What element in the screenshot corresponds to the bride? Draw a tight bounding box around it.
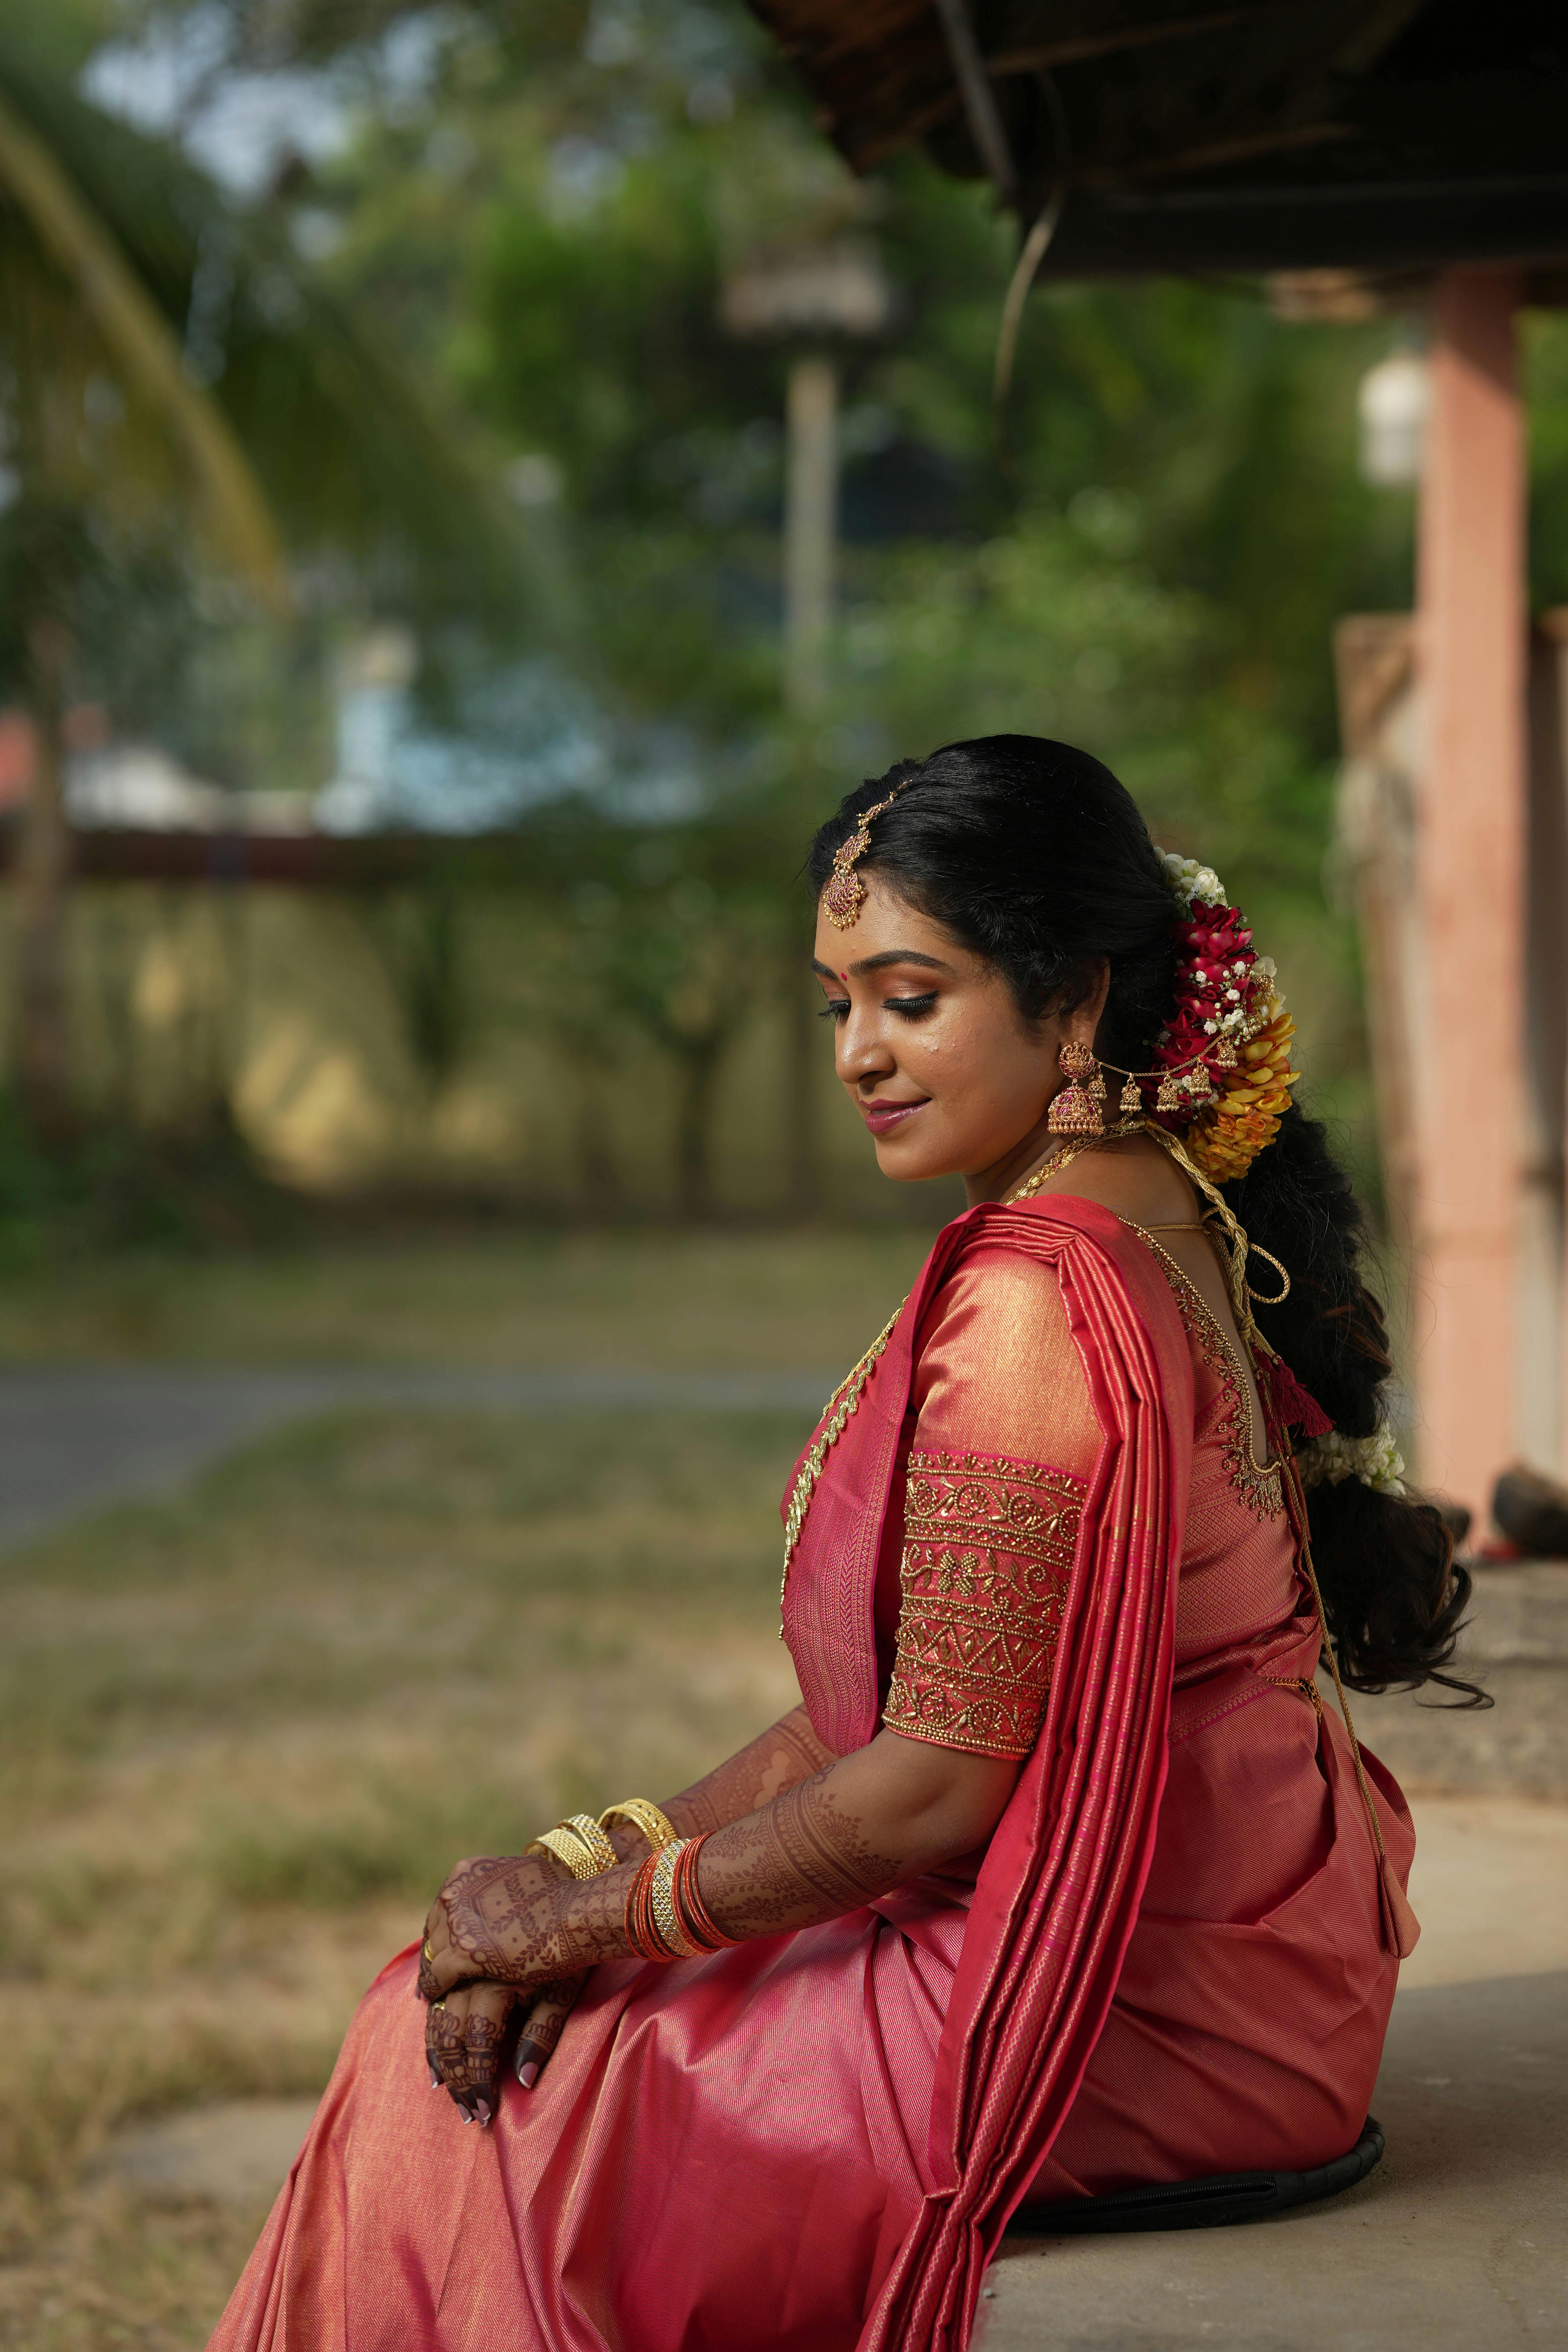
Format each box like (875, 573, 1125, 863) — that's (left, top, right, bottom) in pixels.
(209, 735, 1473, 2352)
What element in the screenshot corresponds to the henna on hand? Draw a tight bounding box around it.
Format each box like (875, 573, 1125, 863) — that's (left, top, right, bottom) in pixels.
(514, 1976, 586, 2087)
(424, 1851, 640, 1995)
(426, 1990, 469, 2090)
(425, 1979, 516, 2125)
(415, 1705, 1004, 2076)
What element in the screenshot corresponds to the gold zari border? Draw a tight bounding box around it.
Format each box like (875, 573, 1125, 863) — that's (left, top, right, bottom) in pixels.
(882, 1452, 1083, 1761)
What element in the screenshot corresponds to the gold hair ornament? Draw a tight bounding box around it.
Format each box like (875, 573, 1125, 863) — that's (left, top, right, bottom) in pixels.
(821, 780, 916, 930)
(1134, 1121, 1291, 1348)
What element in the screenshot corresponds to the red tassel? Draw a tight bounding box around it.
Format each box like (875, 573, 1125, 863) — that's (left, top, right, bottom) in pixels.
(1264, 1356, 1333, 1438)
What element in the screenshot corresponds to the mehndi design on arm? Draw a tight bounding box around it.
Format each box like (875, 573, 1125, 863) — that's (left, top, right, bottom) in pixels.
(664, 1706, 837, 1835)
(698, 1768, 901, 1936)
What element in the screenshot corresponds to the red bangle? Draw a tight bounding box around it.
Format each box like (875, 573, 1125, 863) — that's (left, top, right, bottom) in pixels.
(671, 1834, 744, 1953)
(624, 1853, 681, 1962)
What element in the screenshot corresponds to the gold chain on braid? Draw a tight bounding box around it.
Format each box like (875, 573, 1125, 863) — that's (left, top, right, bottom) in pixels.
(1132, 1118, 1291, 1355)
(1277, 1447, 1393, 1876)
(1134, 1120, 1400, 1898)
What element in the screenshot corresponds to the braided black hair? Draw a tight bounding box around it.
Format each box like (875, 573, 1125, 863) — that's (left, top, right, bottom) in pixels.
(807, 733, 1481, 1701)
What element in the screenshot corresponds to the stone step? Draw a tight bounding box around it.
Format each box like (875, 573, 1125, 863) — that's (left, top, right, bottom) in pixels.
(1328, 1563, 1568, 1794)
(983, 1795, 1568, 2349)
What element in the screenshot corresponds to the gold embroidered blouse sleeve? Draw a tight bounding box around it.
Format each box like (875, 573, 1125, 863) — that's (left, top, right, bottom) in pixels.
(882, 1252, 1097, 1762)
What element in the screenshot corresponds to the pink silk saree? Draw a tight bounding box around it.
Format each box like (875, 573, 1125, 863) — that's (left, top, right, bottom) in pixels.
(208, 1198, 1412, 2352)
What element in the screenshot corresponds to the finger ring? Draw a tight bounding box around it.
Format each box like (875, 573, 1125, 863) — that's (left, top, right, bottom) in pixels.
(423, 1940, 435, 1963)
(431, 1998, 445, 2012)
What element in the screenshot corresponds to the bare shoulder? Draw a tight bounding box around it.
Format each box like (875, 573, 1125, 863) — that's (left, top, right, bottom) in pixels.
(1032, 1133, 1198, 1228)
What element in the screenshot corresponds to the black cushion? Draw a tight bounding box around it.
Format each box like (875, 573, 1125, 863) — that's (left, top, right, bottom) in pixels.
(1005, 2117, 1384, 2236)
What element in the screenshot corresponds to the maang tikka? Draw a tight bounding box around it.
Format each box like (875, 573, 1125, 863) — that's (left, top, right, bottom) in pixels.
(1047, 1041, 1104, 1136)
(821, 780, 916, 931)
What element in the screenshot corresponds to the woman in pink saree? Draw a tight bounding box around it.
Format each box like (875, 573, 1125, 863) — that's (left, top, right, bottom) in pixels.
(210, 738, 1475, 2352)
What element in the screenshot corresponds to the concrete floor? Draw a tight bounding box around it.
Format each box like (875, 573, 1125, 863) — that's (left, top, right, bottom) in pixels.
(982, 1796, 1568, 2350)
(1344, 1566, 1568, 1796)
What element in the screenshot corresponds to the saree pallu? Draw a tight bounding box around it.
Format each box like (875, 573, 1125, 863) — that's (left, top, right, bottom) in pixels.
(785, 1198, 1193, 2349)
(208, 1199, 1412, 2352)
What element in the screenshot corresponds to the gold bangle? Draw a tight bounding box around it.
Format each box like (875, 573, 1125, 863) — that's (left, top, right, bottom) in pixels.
(649, 1839, 698, 1957)
(599, 1799, 679, 1854)
(527, 1829, 598, 1880)
(527, 1813, 618, 1880)
(557, 1813, 620, 1872)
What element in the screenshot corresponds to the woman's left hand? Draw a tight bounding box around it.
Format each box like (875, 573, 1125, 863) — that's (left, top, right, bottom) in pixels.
(418, 1852, 568, 2002)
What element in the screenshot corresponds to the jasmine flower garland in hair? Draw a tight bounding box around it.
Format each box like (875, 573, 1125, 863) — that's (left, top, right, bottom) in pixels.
(1297, 1426, 1408, 1500)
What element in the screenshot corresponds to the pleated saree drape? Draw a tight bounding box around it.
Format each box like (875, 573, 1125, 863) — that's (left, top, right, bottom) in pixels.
(783, 1198, 1192, 2352)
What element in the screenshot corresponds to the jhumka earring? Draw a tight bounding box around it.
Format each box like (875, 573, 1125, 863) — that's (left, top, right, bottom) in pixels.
(1048, 1041, 1104, 1136)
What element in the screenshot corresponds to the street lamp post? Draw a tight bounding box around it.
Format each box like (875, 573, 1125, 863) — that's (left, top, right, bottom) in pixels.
(724, 243, 893, 1214)
(721, 238, 893, 1216)
(782, 354, 838, 714)
(721, 239, 891, 714)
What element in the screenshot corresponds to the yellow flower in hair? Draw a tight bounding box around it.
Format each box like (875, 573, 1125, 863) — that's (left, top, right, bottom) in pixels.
(1185, 997, 1298, 1182)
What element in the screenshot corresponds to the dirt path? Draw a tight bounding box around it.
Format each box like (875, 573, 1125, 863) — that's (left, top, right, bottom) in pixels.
(0, 1363, 835, 1549)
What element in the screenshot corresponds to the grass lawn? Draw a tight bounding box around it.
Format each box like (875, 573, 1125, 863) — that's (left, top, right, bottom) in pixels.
(0, 1228, 937, 1370)
(0, 1401, 812, 2350)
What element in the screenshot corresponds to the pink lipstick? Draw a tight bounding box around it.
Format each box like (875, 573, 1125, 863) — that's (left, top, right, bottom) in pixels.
(861, 1098, 929, 1136)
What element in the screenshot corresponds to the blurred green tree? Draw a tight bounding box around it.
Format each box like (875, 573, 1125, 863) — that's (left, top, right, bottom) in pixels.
(218, 0, 1415, 1197)
(0, 4, 529, 1134)
(522, 805, 791, 1220)
(49, 0, 1558, 1217)
(275, 3, 1415, 786)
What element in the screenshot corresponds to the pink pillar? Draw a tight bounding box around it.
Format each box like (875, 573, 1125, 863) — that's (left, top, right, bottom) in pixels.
(1412, 267, 1526, 1524)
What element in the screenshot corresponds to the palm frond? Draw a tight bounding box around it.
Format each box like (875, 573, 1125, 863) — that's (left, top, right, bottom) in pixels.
(0, 21, 539, 627)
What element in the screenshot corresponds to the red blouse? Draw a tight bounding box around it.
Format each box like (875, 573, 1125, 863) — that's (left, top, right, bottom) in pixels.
(881, 1231, 1293, 1762)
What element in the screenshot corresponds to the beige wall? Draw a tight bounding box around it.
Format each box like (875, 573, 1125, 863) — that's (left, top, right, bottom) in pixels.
(2, 882, 946, 1224)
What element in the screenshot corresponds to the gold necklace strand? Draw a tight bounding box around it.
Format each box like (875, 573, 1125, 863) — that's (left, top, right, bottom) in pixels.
(780, 1127, 1134, 1635)
(779, 1300, 905, 1629)
(1005, 1122, 1140, 1205)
